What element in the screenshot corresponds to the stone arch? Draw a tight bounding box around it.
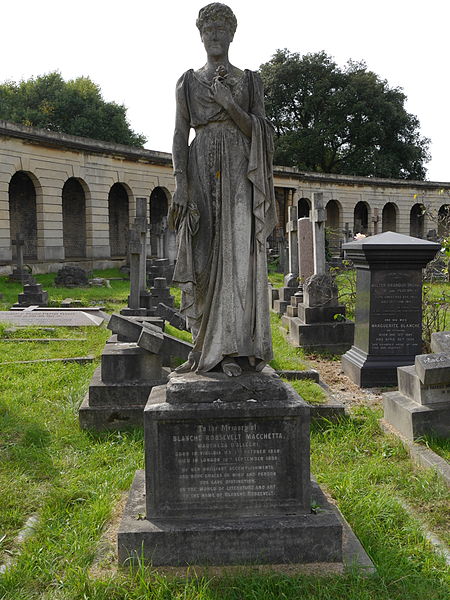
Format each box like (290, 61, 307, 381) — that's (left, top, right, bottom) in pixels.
(108, 182, 130, 256)
(150, 186, 170, 258)
(354, 201, 370, 235)
(297, 198, 311, 218)
(410, 203, 425, 238)
(9, 171, 39, 259)
(326, 199, 341, 255)
(62, 177, 87, 258)
(382, 202, 398, 232)
(438, 204, 450, 238)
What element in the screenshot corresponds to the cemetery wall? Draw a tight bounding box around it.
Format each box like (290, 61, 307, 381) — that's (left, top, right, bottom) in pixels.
(0, 120, 449, 273)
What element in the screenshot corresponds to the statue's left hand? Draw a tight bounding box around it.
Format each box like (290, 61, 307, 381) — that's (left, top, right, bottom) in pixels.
(212, 79, 234, 111)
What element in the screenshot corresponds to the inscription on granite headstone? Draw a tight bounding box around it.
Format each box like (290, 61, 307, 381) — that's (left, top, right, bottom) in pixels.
(150, 415, 302, 516)
(370, 270, 422, 355)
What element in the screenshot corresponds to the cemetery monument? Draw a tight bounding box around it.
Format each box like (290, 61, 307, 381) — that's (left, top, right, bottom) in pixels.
(116, 3, 373, 570)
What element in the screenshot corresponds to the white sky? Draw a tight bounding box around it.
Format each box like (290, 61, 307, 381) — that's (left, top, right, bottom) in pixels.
(0, 0, 448, 182)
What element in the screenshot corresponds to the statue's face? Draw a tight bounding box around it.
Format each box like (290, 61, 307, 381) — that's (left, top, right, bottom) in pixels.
(200, 20, 233, 56)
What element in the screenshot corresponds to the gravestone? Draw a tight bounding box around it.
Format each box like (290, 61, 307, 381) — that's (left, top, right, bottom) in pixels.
(284, 206, 299, 287)
(79, 313, 179, 430)
(341, 232, 440, 387)
(16, 282, 48, 307)
(371, 208, 380, 236)
(121, 226, 147, 317)
(139, 277, 174, 316)
(146, 257, 174, 287)
(118, 370, 347, 566)
(283, 193, 354, 353)
(273, 209, 301, 315)
(383, 352, 450, 439)
(298, 217, 314, 283)
(0, 310, 104, 327)
(430, 331, 450, 354)
(8, 233, 35, 285)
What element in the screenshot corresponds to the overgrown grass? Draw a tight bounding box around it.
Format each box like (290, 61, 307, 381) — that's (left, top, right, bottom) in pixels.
(0, 271, 449, 600)
(283, 378, 328, 404)
(419, 435, 450, 462)
(269, 312, 308, 371)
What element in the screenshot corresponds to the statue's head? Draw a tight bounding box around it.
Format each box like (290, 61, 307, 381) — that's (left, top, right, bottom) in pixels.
(196, 3, 237, 39)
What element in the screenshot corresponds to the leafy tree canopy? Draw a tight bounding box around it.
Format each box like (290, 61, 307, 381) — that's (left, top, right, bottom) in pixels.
(0, 71, 146, 147)
(259, 50, 430, 180)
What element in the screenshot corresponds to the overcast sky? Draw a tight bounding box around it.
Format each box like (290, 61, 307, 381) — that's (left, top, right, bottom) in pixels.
(1, 0, 448, 182)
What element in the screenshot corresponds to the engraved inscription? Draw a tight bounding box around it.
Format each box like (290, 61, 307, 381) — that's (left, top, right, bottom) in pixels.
(164, 420, 289, 503)
(369, 271, 422, 354)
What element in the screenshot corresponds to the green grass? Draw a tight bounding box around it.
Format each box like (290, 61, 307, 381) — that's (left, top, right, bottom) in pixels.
(418, 435, 450, 462)
(269, 313, 308, 371)
(284, 379, 328, 404)
(0, 270, 449, 600)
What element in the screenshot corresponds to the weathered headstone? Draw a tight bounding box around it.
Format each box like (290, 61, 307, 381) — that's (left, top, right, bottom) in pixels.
(430, 331, 450, 354)
(371, 208, 380, 236)
(298, 217, 314, 283)
(121, 227, 147, 317)
(16, 283, 48, 307)
(0, 310, 104, 327)
(383, 352, 450, 439)
(9, 233, 34, 285)
(283, 193, 354, 353)
(284, 205, 299, 287)
(341, 232, 440, 387)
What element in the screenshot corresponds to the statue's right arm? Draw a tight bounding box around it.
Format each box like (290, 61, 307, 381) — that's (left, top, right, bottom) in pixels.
(169, 75, 191, 230)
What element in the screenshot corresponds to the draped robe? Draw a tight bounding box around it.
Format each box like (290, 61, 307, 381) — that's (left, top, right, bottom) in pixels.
(172, 68, 276, 372)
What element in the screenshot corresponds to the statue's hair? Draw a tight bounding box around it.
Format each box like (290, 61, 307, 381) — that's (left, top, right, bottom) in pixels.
(196, 3, 237, 36)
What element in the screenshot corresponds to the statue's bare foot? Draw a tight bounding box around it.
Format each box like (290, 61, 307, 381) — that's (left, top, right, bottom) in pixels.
(249, 356, 266, 372)
(173, 352, 198, 375)
(221, 357, 242, 377)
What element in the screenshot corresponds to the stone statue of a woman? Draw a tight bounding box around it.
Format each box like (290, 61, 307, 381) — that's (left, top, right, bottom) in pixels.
(169, 2, 276, 377)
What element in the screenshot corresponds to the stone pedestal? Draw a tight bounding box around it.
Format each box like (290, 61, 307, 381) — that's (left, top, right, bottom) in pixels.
(79, 340, 169, 430)
(284, 273, 354, 354)
(146, 257, 174, 286)
(383, 352, 450, 439)
(16, 283, 48, 307)
(342, 232, 440, 387)
(118, 370, 346, 567)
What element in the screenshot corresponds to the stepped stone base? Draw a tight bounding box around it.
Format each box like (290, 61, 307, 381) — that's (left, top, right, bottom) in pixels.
(118, 471, 344, 567)
(342, 346, 415, 388)
(286, 317, 354, 354)
(383, 391, 450, 440)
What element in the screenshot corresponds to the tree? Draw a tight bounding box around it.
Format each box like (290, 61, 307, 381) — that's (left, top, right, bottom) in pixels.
(259, 50, 430, 180)
(0, 72, 146, 147)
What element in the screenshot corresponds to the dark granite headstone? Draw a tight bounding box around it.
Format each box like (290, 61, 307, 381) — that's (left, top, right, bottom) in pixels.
(118, 371, 346, 566)
(342, 232, 440, 387)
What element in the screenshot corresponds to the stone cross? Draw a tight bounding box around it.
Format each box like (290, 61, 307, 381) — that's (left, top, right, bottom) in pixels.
(128, 227, 142, 310)
(284, 205, 299, 287)
(372, 208, 379, 235)
(12, 232, 25, 269)
(135, 197, 148, 293)
(343, 222, 352, 243)
(311, 192, 326, 275)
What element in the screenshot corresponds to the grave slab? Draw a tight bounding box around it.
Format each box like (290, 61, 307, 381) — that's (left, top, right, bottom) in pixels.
(0, 311, 104, 327)
(383, 391, 450, 439)
(430, 331, 450, 354)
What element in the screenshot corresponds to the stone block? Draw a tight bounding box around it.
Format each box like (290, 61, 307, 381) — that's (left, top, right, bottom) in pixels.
(297, 304, 346, 324)
(101, 342, 163, 383)
(415, 353, 450, 385)
(303, 274, 338, 308)
(144, 379, 311, 520)
(273, 299, 289, 316)
(159, 332, 192, 367)
(398, 365, 450, 406)
(118, 471, 343, 567)
(108, 314, 144, 341)
(155, 302, 187, 331)
(288, 317, 354, 354)
(430, 331, 450, 354)
(87, 366, 169, 407)
(342, 346, 413, 388)
(278, 287, 298, 303)
(383, 391, 450, 440)
(137, 326, 164, 354)
(79, 394, 145, 431)
(286, 305, 298, 317)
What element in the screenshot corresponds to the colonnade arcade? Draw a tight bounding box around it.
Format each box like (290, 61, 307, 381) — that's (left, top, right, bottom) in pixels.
(6, 169, 172, 262)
